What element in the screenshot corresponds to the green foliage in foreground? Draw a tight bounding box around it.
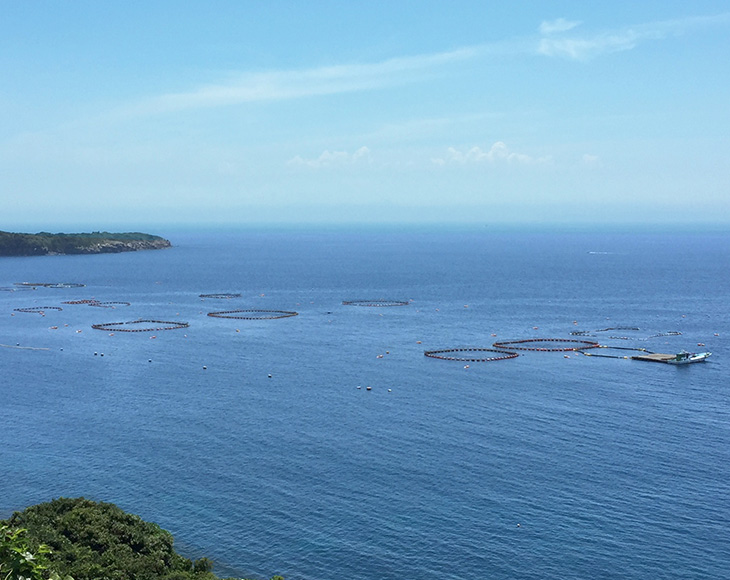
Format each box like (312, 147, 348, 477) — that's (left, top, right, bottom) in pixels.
(1, 498, 279, 580)
(0, 524, 71, 580)
(0, 231, 169, 256)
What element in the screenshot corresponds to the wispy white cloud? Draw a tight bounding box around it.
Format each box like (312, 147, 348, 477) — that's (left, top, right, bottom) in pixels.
(106, 12, 730, 119)
(129, 49, 476, 116)
(538, 12, 730, 60)
(539, 18, 581, 35)
(288, 146, 371, 168)
(432, 142, 550, 166)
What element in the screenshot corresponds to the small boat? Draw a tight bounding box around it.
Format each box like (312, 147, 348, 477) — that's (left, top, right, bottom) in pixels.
(665, 351, 712, 365)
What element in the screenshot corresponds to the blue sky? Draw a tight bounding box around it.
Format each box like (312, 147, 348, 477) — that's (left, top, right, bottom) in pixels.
(2, 1, 729, 229)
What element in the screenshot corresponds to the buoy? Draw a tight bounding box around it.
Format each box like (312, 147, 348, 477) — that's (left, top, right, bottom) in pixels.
(388, 389, 392, 392)
(698, 343, 705, 347)
(357, 386, 361, 389)
(203, 366, 207, 370)
(416, 340, 422, 344)
(464, 365, 470, 369)
(94, 352, 98, 356)
(366, 386, 372, 391)
(148, 359, 152, 363)
(268, 374, 272, 378)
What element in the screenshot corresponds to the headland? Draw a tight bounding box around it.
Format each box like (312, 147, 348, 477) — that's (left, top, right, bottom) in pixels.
(0, 230, 171, 256)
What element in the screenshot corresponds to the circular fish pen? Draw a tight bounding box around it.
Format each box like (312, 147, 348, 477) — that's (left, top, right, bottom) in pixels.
(342, 299, 409, 307)
(424, 347, 519, 362)
(91, 319, 189, 332)
(207, 309, 298, 320)
(199, 293, 242, 299)
(13, 306, 63, 314)
(492, 338, 600, 352)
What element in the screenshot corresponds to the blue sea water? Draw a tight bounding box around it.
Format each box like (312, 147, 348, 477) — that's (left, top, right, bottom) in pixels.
(1, 229, 729, 580)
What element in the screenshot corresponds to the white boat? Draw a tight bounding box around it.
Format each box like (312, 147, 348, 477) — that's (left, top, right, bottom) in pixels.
(665, 351, 712, 365)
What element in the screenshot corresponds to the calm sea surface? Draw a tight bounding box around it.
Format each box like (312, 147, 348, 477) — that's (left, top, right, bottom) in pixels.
(1, 230, 729, 580)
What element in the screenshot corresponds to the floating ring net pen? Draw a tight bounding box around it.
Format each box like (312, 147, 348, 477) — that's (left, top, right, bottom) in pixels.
(572, 328, 681, 341)
(207, 309, 298, 320)
(14, 306, 63, 314)
(642, 331, 682, 339)
(92, 319, 189, 332)
(492, 338, 600, 352)
(15, 282, 85, 288)
(424, 347, 519, 362)
(63, 300, 131, 308)
(579, 346, 653, 359)
(572, 327, 640, 336)
(199, 293, 242, 299)
(342, 299, 409, 307)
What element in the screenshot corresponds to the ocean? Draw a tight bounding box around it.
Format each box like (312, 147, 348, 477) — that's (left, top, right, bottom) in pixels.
(1, 229, 729, 580)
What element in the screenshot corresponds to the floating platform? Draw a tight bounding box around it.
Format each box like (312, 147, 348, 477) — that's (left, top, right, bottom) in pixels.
(631, 353, 677, 363)
(631, 351, 711, 365)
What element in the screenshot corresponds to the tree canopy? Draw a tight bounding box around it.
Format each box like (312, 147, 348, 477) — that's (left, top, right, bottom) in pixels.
(1, 498, 279, 580)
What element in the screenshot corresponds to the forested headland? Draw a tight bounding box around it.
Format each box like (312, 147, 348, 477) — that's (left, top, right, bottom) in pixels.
(1, 498, 279, 580)
(0, 231, 171, 256)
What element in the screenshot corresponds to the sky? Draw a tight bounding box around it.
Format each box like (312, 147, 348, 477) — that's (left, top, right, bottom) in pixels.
(2, 1, 729, 230)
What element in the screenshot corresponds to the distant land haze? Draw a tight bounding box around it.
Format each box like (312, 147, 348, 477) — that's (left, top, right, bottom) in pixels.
(0, 230, 171, 256)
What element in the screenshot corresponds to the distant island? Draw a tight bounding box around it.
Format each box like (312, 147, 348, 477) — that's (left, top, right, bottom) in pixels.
(0, 231, 171, 256)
